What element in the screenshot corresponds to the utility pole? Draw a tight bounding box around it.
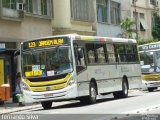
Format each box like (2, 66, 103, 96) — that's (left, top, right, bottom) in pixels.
(133, 0, 138, 40)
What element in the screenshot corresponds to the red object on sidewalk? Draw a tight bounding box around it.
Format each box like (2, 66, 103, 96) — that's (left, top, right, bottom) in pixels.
(0, 84, 10, 101)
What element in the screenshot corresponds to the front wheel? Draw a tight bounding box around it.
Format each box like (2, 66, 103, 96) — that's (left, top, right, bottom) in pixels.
(88, 82, 97, 104)
(41, 101, 52, 110)
(79, 82, 97, 104)
(148, 87, 157, 92)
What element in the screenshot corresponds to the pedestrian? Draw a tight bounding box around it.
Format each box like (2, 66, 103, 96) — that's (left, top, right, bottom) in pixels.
(15, 72, 25, 106)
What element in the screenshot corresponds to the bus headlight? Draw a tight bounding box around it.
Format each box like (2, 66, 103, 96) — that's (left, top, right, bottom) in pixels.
(68, 77, 76, 86)
(22, 82, 30, 91)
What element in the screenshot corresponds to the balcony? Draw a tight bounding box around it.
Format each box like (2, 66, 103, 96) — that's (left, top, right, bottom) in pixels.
(0, 6, 24, 21)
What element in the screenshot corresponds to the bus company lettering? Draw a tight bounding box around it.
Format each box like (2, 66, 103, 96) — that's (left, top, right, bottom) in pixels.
(39, 39, 64, 47)
(141, 44, 160, 50)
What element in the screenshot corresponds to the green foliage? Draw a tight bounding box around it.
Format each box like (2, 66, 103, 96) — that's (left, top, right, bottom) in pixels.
(120, 17, 135, 38)
(137, 38, 159, 45)
(152, 15, 160, 39)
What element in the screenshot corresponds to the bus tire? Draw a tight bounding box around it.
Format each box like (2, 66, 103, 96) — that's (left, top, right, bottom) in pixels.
(88, 82, 97, 104)
(113, 79, 128, 99)
(148, 87, 157, 92)
(41, 101, 52, 110)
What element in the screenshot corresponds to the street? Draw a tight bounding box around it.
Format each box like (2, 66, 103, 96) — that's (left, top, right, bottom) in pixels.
(9, 89, 160, 120)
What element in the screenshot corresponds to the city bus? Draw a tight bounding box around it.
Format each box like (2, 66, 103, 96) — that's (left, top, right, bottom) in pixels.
(139, 42, 160, 92)
(20, 34, 141, 109)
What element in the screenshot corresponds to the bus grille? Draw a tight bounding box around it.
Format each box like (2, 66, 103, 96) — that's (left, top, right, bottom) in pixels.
(25, 74, 71, 92)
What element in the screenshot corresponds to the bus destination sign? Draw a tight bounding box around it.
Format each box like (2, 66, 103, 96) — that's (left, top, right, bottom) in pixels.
(23, 37, 69, 50)
(139, 43, 160, 51)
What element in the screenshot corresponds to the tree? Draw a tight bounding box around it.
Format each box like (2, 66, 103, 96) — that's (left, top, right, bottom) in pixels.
(152, 15, 160, 40)
(120, 17, 135, 38)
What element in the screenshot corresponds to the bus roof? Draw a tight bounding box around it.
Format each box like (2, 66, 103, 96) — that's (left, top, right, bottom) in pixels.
(23, 34, 137, 44)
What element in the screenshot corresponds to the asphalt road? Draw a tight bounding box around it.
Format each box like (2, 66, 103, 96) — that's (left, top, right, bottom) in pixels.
(7, 89, 160, 120)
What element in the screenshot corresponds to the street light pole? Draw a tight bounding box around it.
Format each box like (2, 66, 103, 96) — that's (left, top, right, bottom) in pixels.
(134, 0, 138, 40)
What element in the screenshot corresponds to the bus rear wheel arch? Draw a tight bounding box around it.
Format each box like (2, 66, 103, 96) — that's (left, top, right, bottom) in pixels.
(113, 77, 129, 99)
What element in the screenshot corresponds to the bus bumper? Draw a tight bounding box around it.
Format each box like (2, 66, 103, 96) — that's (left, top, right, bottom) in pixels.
(142, 80, 160, 89)
(23, 84, 78, 103)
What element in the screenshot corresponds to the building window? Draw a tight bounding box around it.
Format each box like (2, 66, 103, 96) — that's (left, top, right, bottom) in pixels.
(97, 0, 108, 23)
(139, 13, 148, 31)
(2, 0, 23, 10)
(71, 0, 95, 22)
(110, 1, 120, 25)
(150, 0, 157, 5)
(26, 0, 33, 13)
(28, 0, 52, 17)
(41, 0, 47, 15)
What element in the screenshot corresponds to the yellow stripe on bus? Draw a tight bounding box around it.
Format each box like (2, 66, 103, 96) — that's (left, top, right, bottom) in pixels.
(142, 74, 160, 81)
(26, 74, 71, 86)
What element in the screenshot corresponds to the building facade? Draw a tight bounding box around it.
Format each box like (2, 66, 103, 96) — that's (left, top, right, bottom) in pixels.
(0, 0, 52, 100)
(52, 0, 96, 36)
(96, 0, 159, 39)
(96, 0, 122, 37)
(121, 0, 159, 39)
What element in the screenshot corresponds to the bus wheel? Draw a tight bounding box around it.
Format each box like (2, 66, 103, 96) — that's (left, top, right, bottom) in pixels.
(148, 87, 157, 92)
(113, 80, 128, 99)
(88, 82, 97, 104)
(41, 101, 52, 110)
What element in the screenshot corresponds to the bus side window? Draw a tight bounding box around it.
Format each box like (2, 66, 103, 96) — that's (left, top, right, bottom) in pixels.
(106, 44, 116, 63)
(74, 47, 86, 73)
(86, 43, 96, 63)
(115, 44, 126, 62)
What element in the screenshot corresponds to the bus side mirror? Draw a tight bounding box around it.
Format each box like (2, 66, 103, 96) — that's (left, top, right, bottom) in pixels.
(78, 48, 83, 59)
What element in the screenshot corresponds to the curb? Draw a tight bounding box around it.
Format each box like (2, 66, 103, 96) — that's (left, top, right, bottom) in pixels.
(0, 104, 41, 114)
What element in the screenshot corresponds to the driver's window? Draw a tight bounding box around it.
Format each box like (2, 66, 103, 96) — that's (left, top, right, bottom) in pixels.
(74, 47, 86, 73)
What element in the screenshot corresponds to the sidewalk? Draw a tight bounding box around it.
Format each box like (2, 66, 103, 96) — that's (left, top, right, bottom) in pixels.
(0, 98, 41, 114)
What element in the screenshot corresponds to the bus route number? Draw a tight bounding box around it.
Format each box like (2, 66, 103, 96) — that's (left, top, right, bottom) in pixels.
(28, 42, 36, 48)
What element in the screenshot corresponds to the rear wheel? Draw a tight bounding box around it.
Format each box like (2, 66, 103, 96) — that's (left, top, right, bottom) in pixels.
(113, 80, 128, 99)
(41, 101, 52, 110)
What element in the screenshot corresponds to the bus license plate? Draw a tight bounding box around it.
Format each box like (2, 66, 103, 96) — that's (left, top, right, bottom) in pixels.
(44, 93, 53, 97)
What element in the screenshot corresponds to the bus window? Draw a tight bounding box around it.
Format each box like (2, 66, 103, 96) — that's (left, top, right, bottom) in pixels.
(95, 44, 106, 63)
(115, 44, 126, 62)
(126, 44, 137, 62)
(86, 43, 96, 64)
(106, 44, 116, 63)
(74, 47, 86, 73)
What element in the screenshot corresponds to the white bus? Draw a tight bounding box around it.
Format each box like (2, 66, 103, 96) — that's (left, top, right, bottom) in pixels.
(139, 42, 160, 92)
(21, 34, 141, 109)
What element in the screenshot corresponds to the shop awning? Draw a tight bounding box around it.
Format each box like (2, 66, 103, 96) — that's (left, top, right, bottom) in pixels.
(140, 19, 149, 30)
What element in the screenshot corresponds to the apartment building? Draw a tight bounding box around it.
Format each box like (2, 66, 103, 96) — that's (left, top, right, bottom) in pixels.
(52, 0, 96, 36)
(0, 0, 52, 99)
(121, 0, 159, 39)
(96, 0, 121, 37)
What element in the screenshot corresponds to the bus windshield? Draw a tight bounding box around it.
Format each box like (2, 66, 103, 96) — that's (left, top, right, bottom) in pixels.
(140, 50, 160, 73)
(22, 46, 73, 77)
